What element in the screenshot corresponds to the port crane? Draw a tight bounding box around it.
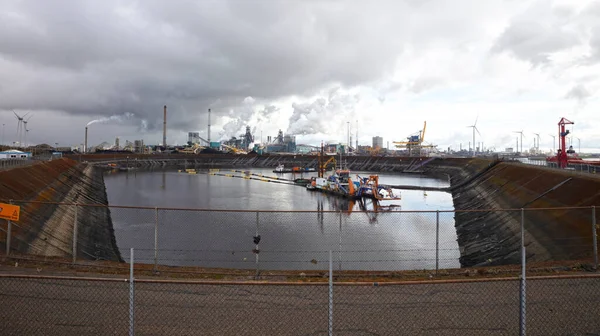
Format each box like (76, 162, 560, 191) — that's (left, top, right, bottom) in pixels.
(545, 117, 600, 169)
(547, 117, 576, 168)
(393, 121, 437, 156)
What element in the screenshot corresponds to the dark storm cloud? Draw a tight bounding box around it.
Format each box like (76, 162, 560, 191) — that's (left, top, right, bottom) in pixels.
(0, 0, 405, 130)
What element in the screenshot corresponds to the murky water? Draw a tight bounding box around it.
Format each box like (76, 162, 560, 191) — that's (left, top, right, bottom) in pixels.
(104, 168, 460, 271)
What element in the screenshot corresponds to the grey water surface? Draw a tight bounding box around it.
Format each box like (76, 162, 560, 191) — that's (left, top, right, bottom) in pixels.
(104, 168, 460, 271)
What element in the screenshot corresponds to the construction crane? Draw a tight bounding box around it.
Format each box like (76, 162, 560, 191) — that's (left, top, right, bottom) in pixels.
(320, 156, 336, 172)
(393, 121, 436, 156)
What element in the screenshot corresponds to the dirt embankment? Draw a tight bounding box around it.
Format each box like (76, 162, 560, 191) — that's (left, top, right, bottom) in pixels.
(0, 159, 122, 262)
(430, 161, 600, 267)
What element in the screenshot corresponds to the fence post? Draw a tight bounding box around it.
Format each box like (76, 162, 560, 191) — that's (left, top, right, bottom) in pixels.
(5, 219, 10, 257)
(328, 250, 333, 336)
(593, 206, 598, 271)
(154, 207, 158, 273)
(129, 248, 135, 336)
(519, 208, 526, 336)
(436, 210, 440, 275)
(6, 200, 13, 257)
(255, 211, 260, 279)
(338, 211, 342, 272)
(72, 203, 78, 263)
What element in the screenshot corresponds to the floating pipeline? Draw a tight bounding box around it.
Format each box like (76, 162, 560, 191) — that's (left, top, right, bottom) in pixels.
(179, 168, 312, 186)
(0, 159, 122, 262)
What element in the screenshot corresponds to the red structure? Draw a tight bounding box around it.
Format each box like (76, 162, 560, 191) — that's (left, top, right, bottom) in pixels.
(547, 117, 600, 168)
(557, 117, 574, 168)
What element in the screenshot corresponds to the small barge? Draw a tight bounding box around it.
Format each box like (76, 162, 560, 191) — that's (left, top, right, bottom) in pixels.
(273, 164, 316, 173)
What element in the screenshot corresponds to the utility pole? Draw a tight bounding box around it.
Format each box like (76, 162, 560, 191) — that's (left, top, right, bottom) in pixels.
(346, 121, 350, 153)
(549, 134, 556, 153)
(355, 120, 358, 150)
(1, 123, 4, 146)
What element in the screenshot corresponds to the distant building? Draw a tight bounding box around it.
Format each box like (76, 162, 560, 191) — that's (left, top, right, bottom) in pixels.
(188, 132, 200, 144)
(372, 136, 383, 149)
(295, 145, 314, 154)
(0, 149, 31, 159)
(505, 148, 514, 153)
(134, 140, 145, 153)
(115, 137, 120, 150)
(265, 130, 296, 153)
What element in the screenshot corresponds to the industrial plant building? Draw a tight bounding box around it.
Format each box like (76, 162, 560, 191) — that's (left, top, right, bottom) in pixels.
(265, 130, 296, 153)
(188, 132, 201, 144)
(372, 136, 383, 149)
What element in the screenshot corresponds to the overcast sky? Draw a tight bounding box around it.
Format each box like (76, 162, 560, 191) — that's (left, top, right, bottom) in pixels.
(1, 0, 599, 152)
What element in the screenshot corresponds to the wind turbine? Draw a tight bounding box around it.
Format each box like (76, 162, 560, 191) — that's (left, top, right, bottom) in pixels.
(467, 116, 481, 157)
(23, 114, 33, 149)
(13, 110, 30, 148)
(513, 130, 524, 154)
(575, 137, 581, 154)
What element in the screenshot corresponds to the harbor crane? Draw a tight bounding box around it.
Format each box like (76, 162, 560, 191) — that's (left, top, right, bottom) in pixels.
(393, 121, 436, 156)
(545, 117, 599, 169)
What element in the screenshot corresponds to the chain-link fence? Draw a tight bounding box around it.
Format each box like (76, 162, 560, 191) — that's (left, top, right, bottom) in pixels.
(1, 271, 599, 335)
(1, 202, 598, 274)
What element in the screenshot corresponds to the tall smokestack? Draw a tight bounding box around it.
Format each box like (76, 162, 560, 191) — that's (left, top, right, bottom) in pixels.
(356, 120, 358, 150)
(208, 108, 211, 144)
(84, 127, 88, 154)
(163, 105, 167, 149)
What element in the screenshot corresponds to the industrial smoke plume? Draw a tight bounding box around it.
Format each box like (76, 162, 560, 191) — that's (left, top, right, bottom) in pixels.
(217, 88, 362, 144)
(86, 112, 135, 127)
(286, 88, 360, 137)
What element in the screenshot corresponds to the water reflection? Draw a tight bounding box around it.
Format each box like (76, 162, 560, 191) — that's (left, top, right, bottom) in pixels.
(105, 168, 459, 271)
(313, 191, 402, 225)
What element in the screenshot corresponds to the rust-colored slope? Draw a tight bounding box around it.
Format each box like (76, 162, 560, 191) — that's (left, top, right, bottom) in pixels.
(0, 159, 80, 201)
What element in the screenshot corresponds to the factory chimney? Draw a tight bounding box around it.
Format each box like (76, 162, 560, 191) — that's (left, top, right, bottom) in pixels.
(356, 120, 358, 151)
(163, 105, 167, 149)
(208, 108, 211, 143)
(84, 127, 88, 154)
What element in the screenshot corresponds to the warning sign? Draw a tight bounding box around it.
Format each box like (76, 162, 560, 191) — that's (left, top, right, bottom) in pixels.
(0, 203, 20, 222)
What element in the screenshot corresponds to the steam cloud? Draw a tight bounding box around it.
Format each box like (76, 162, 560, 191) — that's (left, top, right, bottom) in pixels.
(287, 87, 360, 137)
(86, 112, 135, 127)
(219, 97, 280, 140)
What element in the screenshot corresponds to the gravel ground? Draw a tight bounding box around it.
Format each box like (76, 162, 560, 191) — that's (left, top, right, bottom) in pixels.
(0, 276, 599, 335)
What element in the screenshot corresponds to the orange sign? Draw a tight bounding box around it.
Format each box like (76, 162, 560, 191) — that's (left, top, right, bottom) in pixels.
(0, 203, 20, 222)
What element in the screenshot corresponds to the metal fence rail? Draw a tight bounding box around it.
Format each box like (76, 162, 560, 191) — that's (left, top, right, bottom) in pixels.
(519, 158, 599, 174)
(1, 202, 598, 274)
